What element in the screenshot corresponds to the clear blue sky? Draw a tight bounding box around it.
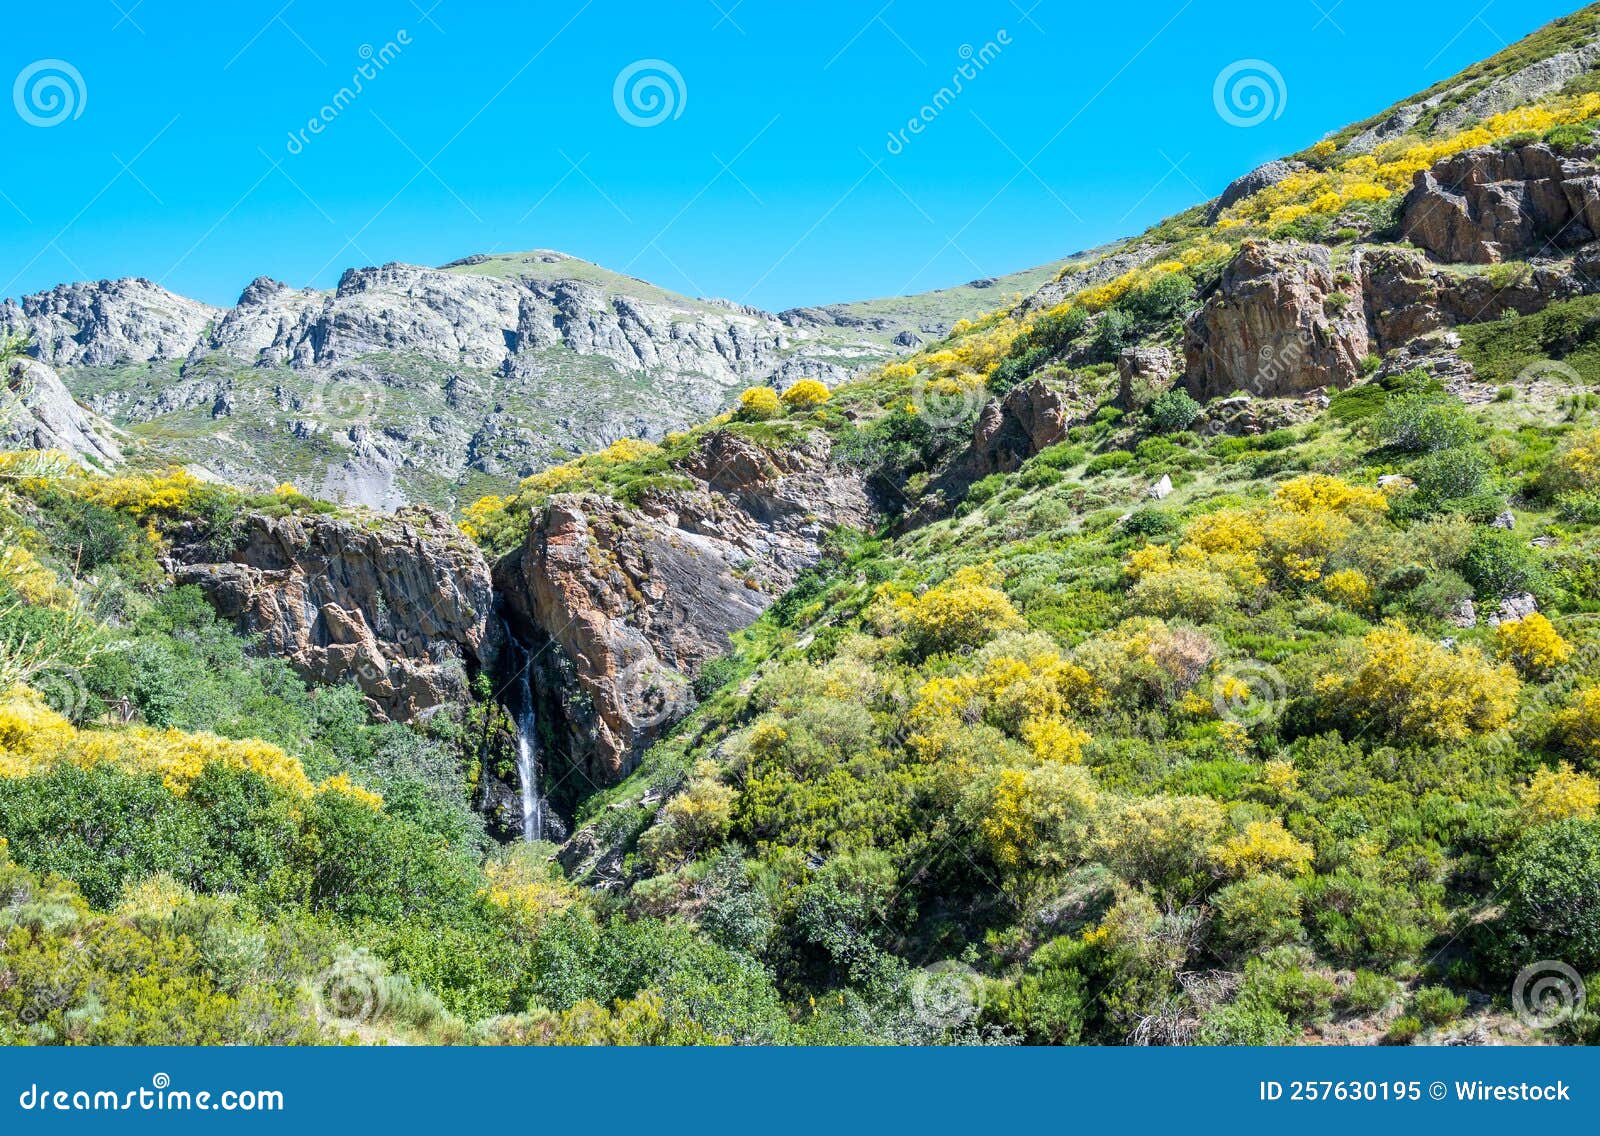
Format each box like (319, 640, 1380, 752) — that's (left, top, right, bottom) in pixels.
(0, 0, 1584, 310)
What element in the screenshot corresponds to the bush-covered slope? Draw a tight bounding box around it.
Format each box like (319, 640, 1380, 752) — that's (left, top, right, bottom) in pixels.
(8, 4, 1600, 1046)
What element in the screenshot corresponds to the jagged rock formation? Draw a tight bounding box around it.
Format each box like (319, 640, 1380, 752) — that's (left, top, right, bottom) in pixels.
(2, 357, 122, 468)
(495, 428, 873, 784)
(168, 506, 498, 720)
(966, 380, 1071, 478)
(1401, 142, 1600, 263)
(1, 250, 1076, 511)
(3, 278, 220, 367)
(1183, 241, 1372, 401)
(1181, 230, 1599, 403)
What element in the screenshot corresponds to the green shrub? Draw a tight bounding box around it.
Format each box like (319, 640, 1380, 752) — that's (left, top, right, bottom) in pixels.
(1342, 969, 1400, 1015)
(1145, 389, 1202, 434)
(1410, 984, 1467, 1026)
(1383, 1015, 1422, 1045)
(1375, 393, 1476, 453)
(1212, 875, 1304, 958)
(1497, 818, 1600, 972)
(1461, 528, 1540, 599)
(1085, 450, 1135, 476)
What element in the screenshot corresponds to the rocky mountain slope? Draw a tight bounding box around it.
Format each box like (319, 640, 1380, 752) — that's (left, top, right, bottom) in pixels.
(0, 249, 1081, 512)
(8, 4, 1600, 1048)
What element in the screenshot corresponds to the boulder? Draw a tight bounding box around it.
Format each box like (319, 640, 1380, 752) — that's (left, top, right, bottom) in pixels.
(966, 380, 1072, 478)
(1116, 347, 1177, 411)
(1182, 241, 1371, 402)
(1401, 142, 1600, 263)
(1206, 160, 1302, 223)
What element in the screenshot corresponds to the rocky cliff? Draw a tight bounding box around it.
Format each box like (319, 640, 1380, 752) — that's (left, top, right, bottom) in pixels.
(495, 427, 873, 785)
(168, 505, 499, 720)
(2, 356, 122, 468)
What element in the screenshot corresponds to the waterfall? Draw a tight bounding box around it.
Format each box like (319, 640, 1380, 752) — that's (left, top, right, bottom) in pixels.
(515, 665, 543, 843)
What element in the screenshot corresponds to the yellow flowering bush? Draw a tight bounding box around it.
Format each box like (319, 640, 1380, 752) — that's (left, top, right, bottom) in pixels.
(1495, 613, 1573, 676)
(76, 467, 200, 517)
(737, 386, 782, 421)
(1321, 568, 1373, 610)
(910, 644, 1096, 765)
(596, 438, 659, 464)
(1518, 763, 1600, 826)
(1327, 621, 1519, 743)
(0, 685, 379, 806)
(1545, 428, 1600, 494)
(1219, 92, 1600, 229)
(1215, 819, 1314, 878)
(0, 546, 64, 605)
(780, 380, 831, 409)
(979, 762, 1098, 873)
(1556, 685, 1600, 766)
(483, 852, 581, 937)
(880, 564, 1025, 657)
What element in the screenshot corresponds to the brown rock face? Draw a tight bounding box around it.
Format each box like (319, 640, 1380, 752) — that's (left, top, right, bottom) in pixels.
(1401, 142, 1600, 264)
(1183, 241, 1371, 402)
(495, 428, 873, 783)
(967, 380, 1071, 477)
(171, 506, 497, 719)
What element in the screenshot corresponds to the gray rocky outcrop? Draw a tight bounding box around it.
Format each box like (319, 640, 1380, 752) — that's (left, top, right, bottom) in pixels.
(2, 357, 122, 467)
(1401, 142, 1600, 263)
(1117, 346, 1177, 411)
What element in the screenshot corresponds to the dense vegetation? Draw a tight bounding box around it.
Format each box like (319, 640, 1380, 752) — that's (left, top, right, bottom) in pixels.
(6, 9, 1600, 1045)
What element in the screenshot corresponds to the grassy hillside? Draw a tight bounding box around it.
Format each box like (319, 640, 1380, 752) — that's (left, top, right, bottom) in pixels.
(5, 4, 1600, 1046)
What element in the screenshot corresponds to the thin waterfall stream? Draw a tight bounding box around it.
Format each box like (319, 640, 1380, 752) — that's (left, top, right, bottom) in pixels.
(515, 665, 543, 843)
